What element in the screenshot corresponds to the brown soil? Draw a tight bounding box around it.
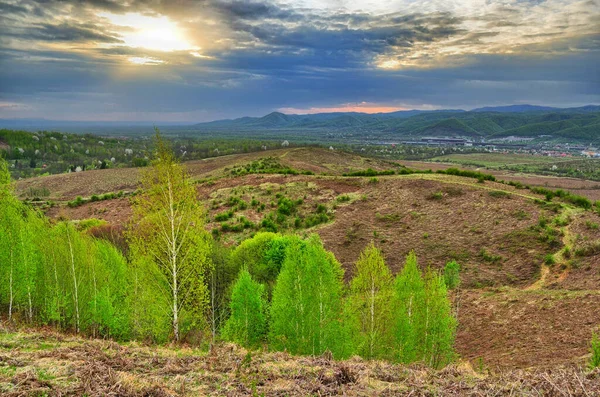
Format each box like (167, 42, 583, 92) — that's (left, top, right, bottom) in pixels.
(45, 197, 133, 226)
(1, 328, 598, 396)
(457, 289, 600, 369)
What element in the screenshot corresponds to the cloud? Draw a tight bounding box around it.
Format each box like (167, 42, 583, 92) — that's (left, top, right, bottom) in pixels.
(0, 0, 598, 121)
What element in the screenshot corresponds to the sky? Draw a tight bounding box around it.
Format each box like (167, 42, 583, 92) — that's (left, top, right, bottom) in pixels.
(0, 0, 599, 122)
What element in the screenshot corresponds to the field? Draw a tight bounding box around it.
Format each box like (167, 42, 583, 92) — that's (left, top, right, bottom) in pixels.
(6, 147, 600, 391)
(429, 152, 600, 184)
(1, 328, 599, 396)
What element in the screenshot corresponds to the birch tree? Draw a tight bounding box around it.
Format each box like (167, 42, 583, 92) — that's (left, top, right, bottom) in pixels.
(345, 242, 394, 359)
(222, 268, 266, 348)
(269, 235, 347, 358)
(0, 157, 21, 321)
(128, 129, 211, 342)
(422, 268, 456, 368)
(393, 251, 426, 363)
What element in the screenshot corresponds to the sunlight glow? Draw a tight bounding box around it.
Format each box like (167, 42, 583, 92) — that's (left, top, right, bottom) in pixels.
(128, 56, 165, 65)
(99, 12, 199, 53)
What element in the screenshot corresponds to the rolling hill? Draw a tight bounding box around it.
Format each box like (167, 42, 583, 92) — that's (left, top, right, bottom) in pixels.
(190, 105, 600, 143)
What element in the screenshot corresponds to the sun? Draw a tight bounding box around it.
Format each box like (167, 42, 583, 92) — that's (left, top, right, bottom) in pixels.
(99, 12, 199, 53)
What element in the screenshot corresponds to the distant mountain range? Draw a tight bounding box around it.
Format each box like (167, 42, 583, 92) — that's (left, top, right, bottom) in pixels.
(2, 105, 599, 143)
(190, 105, 600, 143)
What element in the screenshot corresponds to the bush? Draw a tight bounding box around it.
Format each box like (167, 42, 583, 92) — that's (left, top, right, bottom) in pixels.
(444, 260, 461, 290)
(488, 190, 510, 199)
(428, 192, 443, 200)
(214, 210, 234, 222)
(344, 168, 395, 177)
(336, 195, 351, 203)
(316, 204, 327, 214)
(440, 168, 495, 182)
(479, 248, 502, 263)
(544, 254, 556, 266)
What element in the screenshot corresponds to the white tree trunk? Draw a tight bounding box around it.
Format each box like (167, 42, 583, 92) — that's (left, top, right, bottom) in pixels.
(66, 228, 80, 334)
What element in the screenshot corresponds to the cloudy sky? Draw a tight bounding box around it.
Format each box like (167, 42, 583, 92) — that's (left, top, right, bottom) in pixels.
(0, 0, 599, 122)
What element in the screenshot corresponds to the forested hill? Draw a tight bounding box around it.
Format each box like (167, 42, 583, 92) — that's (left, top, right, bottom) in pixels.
(192, 105, 600, 143)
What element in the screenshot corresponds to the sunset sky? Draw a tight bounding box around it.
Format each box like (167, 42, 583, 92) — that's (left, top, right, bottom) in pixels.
(0, 0, 599, 122)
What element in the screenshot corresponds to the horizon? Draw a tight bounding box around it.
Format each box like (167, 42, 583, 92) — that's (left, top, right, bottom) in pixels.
(1, 103, 599, 126)
(1, 0, 599, 122)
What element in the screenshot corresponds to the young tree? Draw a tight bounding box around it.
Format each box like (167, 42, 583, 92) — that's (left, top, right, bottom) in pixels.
(590, 330, 600, 370)
(393, 251, 426, 363)
(345, 242, 394, 359)
(422, 268, 457, 368)
(0, 194, 21, 321)
(269, 235, 347, 358)
(221, 268, 266, 348)
(205, 242, 235, 343)
(128, 129, 211, 341)
(443, 260, 461, 290)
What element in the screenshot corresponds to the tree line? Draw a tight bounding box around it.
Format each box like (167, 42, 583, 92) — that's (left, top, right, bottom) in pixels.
(0, 131, 457, 368)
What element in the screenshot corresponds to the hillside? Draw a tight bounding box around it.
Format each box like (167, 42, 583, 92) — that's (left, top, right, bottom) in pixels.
(13, 147, 600, 370)
(1, 329, 598, 396)
(189, 106, 600, 143)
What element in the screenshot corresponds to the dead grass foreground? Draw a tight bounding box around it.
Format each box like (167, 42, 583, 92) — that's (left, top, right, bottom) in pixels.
(1, 328, 599, 396)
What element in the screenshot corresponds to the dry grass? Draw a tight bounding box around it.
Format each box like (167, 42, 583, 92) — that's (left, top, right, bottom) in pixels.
(1, 328, 599, 396)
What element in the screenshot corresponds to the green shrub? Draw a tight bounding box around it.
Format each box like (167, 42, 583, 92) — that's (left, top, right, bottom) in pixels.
(444, 260, 461, 290)
(316, 204, 327, 214)
(488, 190, 510, 199)
(344, 168, 395, 177)
(544, 254, 556, 266)
(479, 248, 502, 263)
(214, 210, 234, 222)
(429, 192, 443, 200)
(336, 195, 351, 203)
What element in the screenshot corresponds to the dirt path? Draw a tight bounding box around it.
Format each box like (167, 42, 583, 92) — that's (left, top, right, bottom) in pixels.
(525, 207, 582, 290)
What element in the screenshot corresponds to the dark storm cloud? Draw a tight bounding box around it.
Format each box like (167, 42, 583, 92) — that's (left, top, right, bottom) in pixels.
(0, 2, 28, 15)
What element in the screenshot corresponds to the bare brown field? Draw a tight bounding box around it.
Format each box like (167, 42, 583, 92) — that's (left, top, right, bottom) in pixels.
(1, 328, 598, 396)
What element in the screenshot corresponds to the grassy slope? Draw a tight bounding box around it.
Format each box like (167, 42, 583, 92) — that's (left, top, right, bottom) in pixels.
(1, 328, 599, 396)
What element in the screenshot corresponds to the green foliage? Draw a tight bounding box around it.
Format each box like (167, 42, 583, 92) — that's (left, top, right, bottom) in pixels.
(128, 130, 211, 342)
(443, 260, 461, 290)
(530, 187, 592, 209)
(229, 157, 311, 176)
(479, 248, 502, 263)
(269, 235, 348, 358)
(439, 167, 496, 181)
(222, 268, 267, 348)
(344, 168, 395, 177)
(392, 252, 456, 368)
(590, 331, 600, 370)
(422, 268, 457, 368)
(393, 251, 426, 364)
(345, 243, 394, 360)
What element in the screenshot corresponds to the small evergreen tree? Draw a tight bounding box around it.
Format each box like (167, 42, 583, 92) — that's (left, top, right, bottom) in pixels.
(345, 242, 394, 359)
(222, 268, 266, 348)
